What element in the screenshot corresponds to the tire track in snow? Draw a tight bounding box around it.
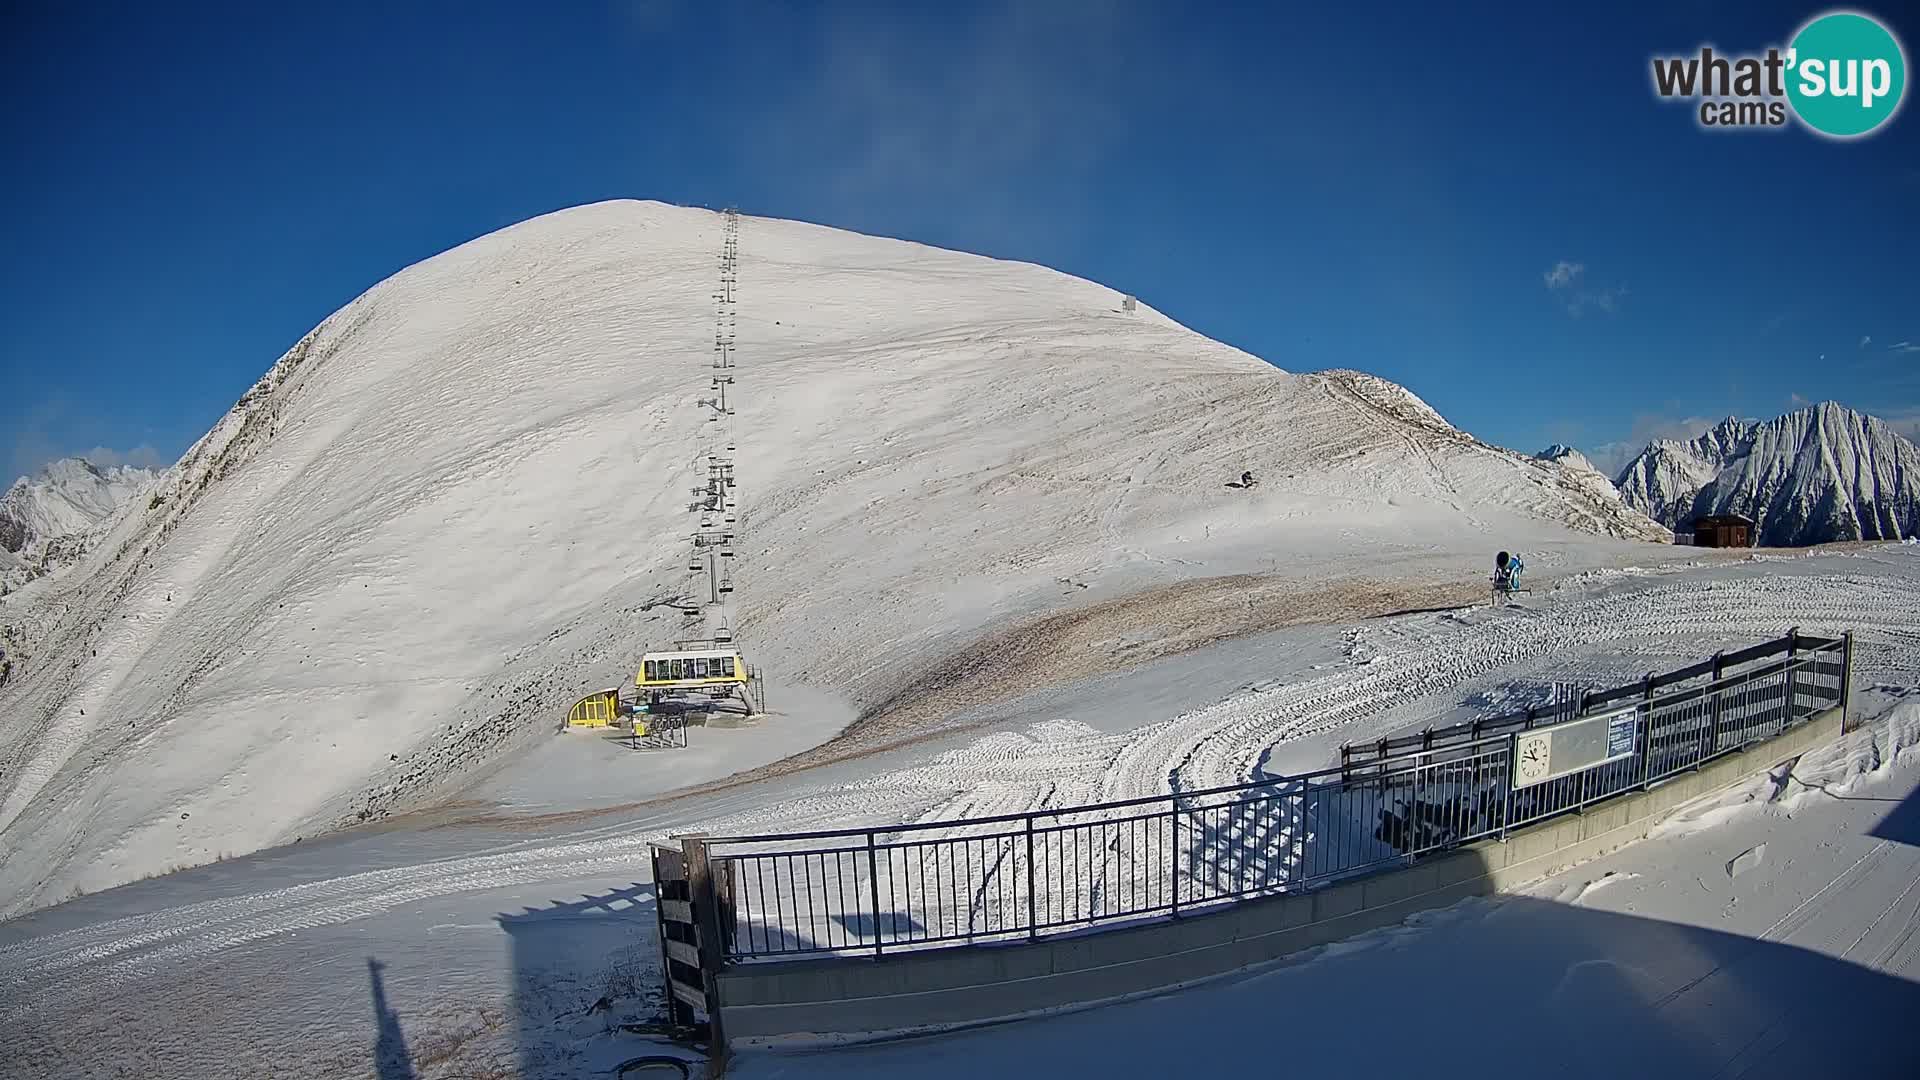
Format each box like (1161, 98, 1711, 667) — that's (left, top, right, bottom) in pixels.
(1116, 573, 1920, 801)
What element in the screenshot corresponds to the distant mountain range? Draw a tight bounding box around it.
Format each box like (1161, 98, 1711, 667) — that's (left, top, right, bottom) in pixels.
(1606, 403, 1920, 547)
(0, 457, 158, 594)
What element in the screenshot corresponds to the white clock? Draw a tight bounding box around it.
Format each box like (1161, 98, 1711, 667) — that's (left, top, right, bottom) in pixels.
(1517, 734, 1552, 782)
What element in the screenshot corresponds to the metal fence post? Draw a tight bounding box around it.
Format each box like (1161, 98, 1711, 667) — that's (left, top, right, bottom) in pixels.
(1786, 627, 1800, 726)
(866, 830, 884, 956)
(1500, 732, 1516, 840)
(1024, 816, 1038, 940)
(682, 836, 728, 1064)
(1706, 651, 1725, 763)
(1639, 673, 1656, 790)
(1841, 631, 1855, 729)
(1168, 794, 1181, 918)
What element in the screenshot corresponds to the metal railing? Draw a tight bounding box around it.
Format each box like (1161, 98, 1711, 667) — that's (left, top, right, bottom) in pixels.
(696, 631, 1850, 961)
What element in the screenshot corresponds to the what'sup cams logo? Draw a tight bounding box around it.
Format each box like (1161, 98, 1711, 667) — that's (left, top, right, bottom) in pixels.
(1651, 9, 1907, 137)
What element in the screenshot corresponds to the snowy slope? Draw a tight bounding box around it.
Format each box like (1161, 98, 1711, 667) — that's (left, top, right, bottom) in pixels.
(0, 200, 1667, 914)
(1615, 405, 1920, 545)
(0, 458, 156, 593)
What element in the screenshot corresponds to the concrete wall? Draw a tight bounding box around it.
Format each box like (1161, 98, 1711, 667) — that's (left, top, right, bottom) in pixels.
(719, 706, 1844, 1045)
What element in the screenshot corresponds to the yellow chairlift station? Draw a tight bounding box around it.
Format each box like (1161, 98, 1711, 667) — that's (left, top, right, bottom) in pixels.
(637, 647, 748, 689)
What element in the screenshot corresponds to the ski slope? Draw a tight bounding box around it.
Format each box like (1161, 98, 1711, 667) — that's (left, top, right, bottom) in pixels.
(0, 200, 1672, 914)
(1, 550, 1917, 1079)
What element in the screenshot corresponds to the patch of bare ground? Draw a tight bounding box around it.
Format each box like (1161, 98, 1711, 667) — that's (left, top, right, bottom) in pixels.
(433, 572, 1482, 832)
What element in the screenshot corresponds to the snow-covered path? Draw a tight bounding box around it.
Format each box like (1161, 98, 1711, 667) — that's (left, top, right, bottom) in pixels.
(734, 703, 1920, 1080)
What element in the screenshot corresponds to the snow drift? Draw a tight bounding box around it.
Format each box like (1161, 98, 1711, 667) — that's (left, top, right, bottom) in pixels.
(1615, 404, 1920, 546)
(0, 200, 1667, 914)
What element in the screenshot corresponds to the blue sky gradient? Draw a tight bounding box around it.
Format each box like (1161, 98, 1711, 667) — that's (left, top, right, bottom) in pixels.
(3, 1, 1917, 483)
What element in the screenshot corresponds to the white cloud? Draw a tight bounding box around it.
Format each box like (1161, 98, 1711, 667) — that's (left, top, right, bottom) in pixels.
(79, 444, 168, 470)
(1884, 414, 1920, 442)
(1543, 260, 1624, 317)
(1860, 335, 1873, 348)
(1890, 340, 1920, 353)
(1543, 261, 1584, 289)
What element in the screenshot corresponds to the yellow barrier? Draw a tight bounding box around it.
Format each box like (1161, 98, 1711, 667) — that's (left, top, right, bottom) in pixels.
(566, 689, 621, 729)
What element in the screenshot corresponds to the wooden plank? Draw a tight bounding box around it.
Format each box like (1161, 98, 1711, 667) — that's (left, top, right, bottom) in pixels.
(662, 899, 696, 925)
(665, 938, 702, 968)
(685, 837, 730, 1059)
(1652, 656, 1718, 690)
(654, 849, 687, 881)
(1584, 683, 1645, 707)
(668, 978, 707, 1012)
(1721, 636, 1790, 668)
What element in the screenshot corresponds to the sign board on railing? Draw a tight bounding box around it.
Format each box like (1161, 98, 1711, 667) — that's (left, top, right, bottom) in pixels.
(1514, 705, 1640, 788)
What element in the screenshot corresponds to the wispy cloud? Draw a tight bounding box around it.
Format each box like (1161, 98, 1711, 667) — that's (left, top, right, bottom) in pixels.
(1543, 261, 1584, 289)
(79, 444, 168, 470)
(1583, 411, 1750, 476)
(1885, 414, 1920, 442)
(1890, 340, 1920, 353)
(743, 1, 1155, 246)
(1542, 260, 1625, 318)
(5, 396, 173, 485)
(1860, 335, 1873, 348)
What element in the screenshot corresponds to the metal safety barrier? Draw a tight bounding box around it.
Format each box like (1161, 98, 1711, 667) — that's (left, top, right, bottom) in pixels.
(681, 630, 1850, 962)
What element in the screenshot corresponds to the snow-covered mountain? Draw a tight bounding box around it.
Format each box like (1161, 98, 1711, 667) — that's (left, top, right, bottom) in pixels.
(1614, 405, 1920, 546)
(0, 458, 158, 594)
(1537, 444, 1599, 474)
(0, 200, 1669, 913)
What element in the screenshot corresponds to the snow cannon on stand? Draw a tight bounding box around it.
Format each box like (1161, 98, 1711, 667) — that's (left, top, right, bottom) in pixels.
(1491, 551, 1527, 607)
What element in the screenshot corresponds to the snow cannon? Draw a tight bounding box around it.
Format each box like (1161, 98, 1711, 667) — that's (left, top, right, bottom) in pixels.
(1490, 551, 1526, 606)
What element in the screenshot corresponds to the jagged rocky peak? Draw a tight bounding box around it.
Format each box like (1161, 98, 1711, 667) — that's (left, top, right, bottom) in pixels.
(1614, 403, 1920, 547)
(0, 456, 159, 591)
(1537, 444, 1599, 473)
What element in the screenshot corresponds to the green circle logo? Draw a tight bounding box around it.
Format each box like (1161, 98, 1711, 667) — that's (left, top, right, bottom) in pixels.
(1787, 11, 1907, 137)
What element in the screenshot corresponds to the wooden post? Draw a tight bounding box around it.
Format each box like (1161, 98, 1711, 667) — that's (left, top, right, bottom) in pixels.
(682, 836, 729, 1066)
(652, 845, 694, 1029)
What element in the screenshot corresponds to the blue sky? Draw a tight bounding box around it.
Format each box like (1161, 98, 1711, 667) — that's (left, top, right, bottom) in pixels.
(3, 1, 1917, 484)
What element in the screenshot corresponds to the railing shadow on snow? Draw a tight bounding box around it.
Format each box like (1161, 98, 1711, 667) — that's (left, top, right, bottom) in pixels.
(493, 881, 671, 1078)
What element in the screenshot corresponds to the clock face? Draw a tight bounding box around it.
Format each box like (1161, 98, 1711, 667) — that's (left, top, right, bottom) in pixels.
(1517, 735, 1551, 780)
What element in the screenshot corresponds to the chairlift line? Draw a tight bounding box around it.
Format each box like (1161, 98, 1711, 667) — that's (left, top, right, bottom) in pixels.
(572, 203, 761, 736)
